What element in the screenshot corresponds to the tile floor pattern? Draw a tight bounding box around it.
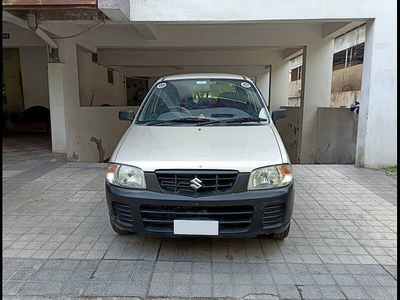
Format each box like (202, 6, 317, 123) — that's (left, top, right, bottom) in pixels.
(2, 136, 397, 299)
(3, 132, 66, 196)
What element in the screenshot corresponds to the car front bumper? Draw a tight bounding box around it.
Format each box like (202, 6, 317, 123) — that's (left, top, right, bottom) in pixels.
(106, 181, 294, 238)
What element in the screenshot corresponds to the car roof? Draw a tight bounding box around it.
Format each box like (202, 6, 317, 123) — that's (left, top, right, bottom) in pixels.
(157, 73, 251, 82)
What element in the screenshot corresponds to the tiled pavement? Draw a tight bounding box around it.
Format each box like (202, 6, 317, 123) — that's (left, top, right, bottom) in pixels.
(3, 132, 66, 196)
(2, 135, 397, 299)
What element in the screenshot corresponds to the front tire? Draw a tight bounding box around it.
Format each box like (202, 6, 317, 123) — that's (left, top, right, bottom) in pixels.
(270, 224, 290, 240)
(110, 218, 130, 234)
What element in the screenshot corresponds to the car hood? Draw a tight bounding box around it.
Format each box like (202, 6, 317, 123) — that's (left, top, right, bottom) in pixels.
(113, 124, 284, 172)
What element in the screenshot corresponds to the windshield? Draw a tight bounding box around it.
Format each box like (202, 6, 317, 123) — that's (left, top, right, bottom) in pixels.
(136, 78, 269, 125)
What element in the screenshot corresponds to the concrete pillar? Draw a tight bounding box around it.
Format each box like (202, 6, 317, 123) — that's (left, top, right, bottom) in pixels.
(256, 69, 270, 107)
(356, 18, 397, 168)
(48, 38, 131, 163)
(60, 40, 82, 161)
(269, 59, 289, 111)
(48, 63, 67, 153)
(298, 39, 334, 163)
(47, 39, 80, 158)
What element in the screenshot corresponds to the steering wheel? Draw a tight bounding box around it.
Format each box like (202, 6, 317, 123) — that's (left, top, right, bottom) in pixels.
(168, 106, 192, 115)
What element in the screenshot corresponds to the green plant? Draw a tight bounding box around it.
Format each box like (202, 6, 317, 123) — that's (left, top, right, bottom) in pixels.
(381, 165, 397, 173)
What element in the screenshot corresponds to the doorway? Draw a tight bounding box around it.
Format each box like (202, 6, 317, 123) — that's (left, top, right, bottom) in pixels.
(3, 48, 24, 130)
(126, 77, 149, 106)
(3, 47, 53, 155)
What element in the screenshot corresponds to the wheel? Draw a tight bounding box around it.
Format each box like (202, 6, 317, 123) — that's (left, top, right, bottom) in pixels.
(270, 224, 290, 240)
(110, 218, 130, 235)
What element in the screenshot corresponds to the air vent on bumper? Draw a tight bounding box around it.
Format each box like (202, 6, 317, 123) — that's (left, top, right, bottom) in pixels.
(113, 202, 134, 227)
(262, 204, 285, 228)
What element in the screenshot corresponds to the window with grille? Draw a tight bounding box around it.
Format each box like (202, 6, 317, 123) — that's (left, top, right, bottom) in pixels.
(333, 43, 364, 70)
(290, 66, 302, 82)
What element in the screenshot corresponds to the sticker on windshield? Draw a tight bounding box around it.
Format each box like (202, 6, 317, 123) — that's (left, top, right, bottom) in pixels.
(241, 82, 251, 88)
(157, 83, 166, 89)
(196, 81, 207, 84)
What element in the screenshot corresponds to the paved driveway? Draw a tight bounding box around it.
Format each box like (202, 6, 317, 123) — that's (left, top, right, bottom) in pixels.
(2, 139, 397, 299)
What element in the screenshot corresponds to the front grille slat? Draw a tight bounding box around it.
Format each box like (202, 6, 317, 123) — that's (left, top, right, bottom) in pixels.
(115, 210, 133, 218)
(113, 203, 134, 226)
(142, 217, 174, 224)
(115, 208, 132, 215)
(263, 210, 284, 216)
(114, 206, 132, 213)
(156, 170, 238, 197)
(262, 204, 285, 228)
(142, 218, 252, 225)
(218, 218, 252, 224)
(141, 209, 253, 216)
(141, 205, 253, 234)
(263, 215, 284, 220)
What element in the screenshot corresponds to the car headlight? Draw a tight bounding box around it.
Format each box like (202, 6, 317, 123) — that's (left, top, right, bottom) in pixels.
(248, 164, 292, 190)
(106, 163, 146, 189)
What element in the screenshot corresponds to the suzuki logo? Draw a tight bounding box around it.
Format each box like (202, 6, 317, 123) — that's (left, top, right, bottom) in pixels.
(190, 177, 203, 190)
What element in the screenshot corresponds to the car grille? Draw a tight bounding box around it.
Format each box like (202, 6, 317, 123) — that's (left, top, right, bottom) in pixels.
(113, 202, 134, 227)
(155, 170, 238, 197)
(141, 205, 253, 234)
(261, 204, 285, 228)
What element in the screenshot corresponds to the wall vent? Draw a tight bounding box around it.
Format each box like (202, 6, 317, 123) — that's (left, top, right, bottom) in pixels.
(107, 69, 114, 85)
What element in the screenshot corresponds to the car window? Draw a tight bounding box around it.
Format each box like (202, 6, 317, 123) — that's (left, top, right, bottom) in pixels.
(136, 79, 268, 124)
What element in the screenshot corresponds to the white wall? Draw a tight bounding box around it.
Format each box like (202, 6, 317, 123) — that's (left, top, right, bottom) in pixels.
(48, 63, 67, 153)
(68, 107, 134, 162)
(289, 80, 302, 97)
(256, 70, 270, 107)
(129, 0, 381, 21)
(356, 18, 397, 167)
(331, 64, 363, 93)
(8, 0, 396, 166)
(47, 39, 138, 162)
(77, 49, 125, 107)
(269, 58, 290, 111)
(19, 47, 50, 109)
(299, 39, 334, 163)
(3, 23, 46, 48)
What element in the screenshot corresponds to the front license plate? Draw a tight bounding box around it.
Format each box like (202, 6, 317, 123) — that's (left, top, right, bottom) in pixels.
(173, 220, 219, 235)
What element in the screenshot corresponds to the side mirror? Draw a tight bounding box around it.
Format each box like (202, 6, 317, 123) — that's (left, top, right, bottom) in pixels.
(271, 109, 287, 122)
(119, 110, 134, 122)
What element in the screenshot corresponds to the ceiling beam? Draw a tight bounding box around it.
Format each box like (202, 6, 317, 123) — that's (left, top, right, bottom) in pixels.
(133, 23, 158, 40)
(283, 48, 303, 60)
(113, 65, 271, 77)
(98, 0, 130, 21)
(98, 49, 281, 66)
(323, 21, 366, 39)
(92, 23, 321, 48)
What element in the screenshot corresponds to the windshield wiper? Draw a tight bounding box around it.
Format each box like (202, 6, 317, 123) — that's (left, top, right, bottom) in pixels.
(143, 117, 214, 126)
(198, 117, 268, 126)
(224, 117, 268, 124)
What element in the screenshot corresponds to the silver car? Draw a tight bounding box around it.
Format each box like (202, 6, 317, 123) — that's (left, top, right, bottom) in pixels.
(106, 73, 293, 239)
